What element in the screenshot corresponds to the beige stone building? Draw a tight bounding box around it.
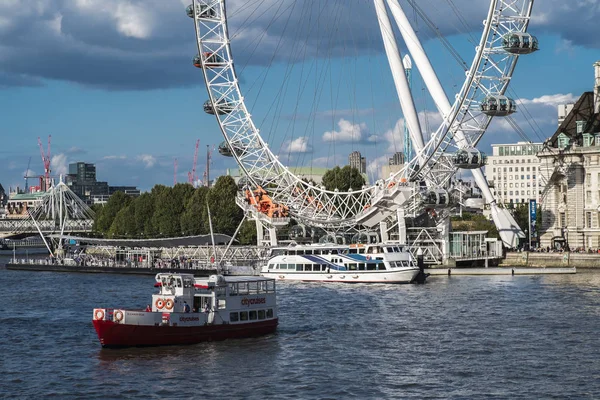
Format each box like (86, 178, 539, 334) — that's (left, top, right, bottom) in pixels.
(538, 62, 600, 250)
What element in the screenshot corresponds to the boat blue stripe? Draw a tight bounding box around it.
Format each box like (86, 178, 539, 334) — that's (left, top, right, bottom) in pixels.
(303, 255, 346, 271)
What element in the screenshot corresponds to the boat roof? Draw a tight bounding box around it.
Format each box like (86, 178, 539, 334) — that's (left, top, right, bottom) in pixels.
(220, 276, 275, 283)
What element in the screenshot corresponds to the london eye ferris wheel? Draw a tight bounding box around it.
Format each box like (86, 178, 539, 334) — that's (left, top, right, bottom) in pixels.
(185, 0, 538, 246)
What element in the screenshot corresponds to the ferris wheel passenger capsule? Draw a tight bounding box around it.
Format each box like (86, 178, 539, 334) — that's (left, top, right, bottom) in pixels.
(422, 189, 450, 207)
(204, 100, 234, 115)
(193, 52, 225, 69)
(480, 95, 516, 117)
(218, 141, 233, 157)
(186, 4, 217, 19)
(502, 32, 539, 54)
(452, 148, 487, 169)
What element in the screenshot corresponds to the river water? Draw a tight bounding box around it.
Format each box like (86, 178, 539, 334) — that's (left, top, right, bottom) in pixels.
(2, 250, 600, 399)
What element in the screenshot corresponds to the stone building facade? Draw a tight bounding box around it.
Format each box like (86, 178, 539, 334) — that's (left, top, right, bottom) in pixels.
(538, 63, 600, 250)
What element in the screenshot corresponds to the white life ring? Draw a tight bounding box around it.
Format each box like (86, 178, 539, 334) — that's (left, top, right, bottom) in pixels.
(114, 310, 124, 322)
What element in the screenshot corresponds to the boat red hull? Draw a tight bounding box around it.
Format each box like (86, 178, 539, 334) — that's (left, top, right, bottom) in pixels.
(93, 318, 279, 348)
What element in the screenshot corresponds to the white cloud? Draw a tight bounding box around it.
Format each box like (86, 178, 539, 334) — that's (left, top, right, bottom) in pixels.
(50, 153, 68, 176)
(103, 155, 127, 160)
(322, 119, 378, 144)
(366, 155, 389, 181)
(136, 154, 156, 168)
(282, 136, 312, 153)
(518, 93, 578, 107)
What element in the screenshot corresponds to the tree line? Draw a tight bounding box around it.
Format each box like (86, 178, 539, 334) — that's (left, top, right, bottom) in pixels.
(92, 175, 257, 245)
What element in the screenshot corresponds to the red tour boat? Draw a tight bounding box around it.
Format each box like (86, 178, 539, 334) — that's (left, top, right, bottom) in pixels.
(93, 273, 278, 348)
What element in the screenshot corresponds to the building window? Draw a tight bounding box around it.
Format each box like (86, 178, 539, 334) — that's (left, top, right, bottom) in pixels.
(521, 175, 525, 180)
(587, 173, 592, 187)
(560, 212, 566, 228)
(587, 191, 592, 203)
(587, 212, 592, 228)
(526, 175, 530, 180)
(576, 120, 586, 134)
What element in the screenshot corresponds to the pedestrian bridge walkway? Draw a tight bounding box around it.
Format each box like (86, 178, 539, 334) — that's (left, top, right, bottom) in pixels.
(0, 219, 94, 239)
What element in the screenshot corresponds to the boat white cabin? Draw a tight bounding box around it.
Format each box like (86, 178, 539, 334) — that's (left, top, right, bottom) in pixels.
(261, 243, 420, 283)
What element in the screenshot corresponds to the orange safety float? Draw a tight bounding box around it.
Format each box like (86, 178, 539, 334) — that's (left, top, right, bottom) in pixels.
(94, 309, 104, 321)
(155, 298, 165, 309)
(165, 299, 174, 310)
(114, 310, 124, 322)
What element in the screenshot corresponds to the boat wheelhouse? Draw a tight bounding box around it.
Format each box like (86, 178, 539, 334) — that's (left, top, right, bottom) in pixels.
(92, 273, 278, 348)
(261, 243, 421, 283)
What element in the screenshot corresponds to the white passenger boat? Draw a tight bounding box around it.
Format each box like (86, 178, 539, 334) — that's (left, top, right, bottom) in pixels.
(261, 243, 421, 283)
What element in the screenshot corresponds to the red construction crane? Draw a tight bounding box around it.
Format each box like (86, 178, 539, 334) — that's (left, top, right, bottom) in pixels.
(174, 158, 178, 186)
(38, 135, 51, 191)
(188, 139, 200, 186)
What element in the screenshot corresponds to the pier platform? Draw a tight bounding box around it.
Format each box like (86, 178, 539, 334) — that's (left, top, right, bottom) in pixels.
(426, 267, 576, 276)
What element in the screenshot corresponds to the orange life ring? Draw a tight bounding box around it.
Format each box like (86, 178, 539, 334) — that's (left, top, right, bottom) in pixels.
(387, 182, 396, 189)
(94, 309, 104, 321)
(165, 299, 174, 310)
(155, 298, 165, 309)
(114, 310, 124, 322)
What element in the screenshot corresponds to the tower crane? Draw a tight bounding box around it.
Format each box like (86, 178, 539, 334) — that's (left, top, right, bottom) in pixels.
(174, 158, 178, 186)
(24, 156, 32, 192)
(188, 139, 200, 186)
(38, 135, 51, 191)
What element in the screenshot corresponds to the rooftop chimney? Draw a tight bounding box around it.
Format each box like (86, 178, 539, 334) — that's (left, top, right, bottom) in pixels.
(595, 61, 600, 113)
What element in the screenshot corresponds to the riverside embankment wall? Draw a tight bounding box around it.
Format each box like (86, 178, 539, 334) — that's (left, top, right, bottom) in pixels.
(500, 252, 600, 268)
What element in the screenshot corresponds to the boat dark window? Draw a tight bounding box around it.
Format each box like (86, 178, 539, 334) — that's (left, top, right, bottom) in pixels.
(229, 283, 238, 296)
(296, 264, 303, 271)
(238, 282, 249, 295)
(297, 250, 305, 255)
(349, 248, 358, 254)
(230, 312, 239, 322)
(272, 249, 284, 256)
(240, 311, 248, 321)
(266, 281, 275, 292)
(305, 250, 313, 255)
(266, 309, 274, 318)
(394, 247, 401, 252)
(330, 249, 338, 255)
(288, 250, 296, 255)
(312, 265, 320, 272)
(249, 311, 257, 320)
(314, 250, 321, 255)
(259, 281, 267, 293)
(359, 248, 365, 254)
(378, 264, 387, 270)
(258, 310, 265, 320)
(249, 281, 258, 294)
(349, 263, 357, 271)
(359, 263, 365, 271)
(305, 264, 312, 272)
(367, 263, 377, 270)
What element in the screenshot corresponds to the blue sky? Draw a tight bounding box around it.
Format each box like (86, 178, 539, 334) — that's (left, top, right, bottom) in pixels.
(0, 0, 599, 192)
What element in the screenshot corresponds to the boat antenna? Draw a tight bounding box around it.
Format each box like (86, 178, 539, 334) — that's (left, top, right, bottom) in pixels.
(206, 200, 217, 270)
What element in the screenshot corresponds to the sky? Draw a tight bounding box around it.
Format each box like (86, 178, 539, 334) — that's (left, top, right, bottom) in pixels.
(0, 0, 599, 192)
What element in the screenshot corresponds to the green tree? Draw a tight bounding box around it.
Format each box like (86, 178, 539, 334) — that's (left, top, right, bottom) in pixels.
(206, 175, 243, 236)
(512, 204, 529, 233)
(151, 186, 183, 237)
(238, 219, 257, 245)
(108, 204, 136, 237)
(180, 186, 210, 235)
(321, 165, 365, 192)
(93, 191, 132, 234)
(134, 192, 155, 237)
